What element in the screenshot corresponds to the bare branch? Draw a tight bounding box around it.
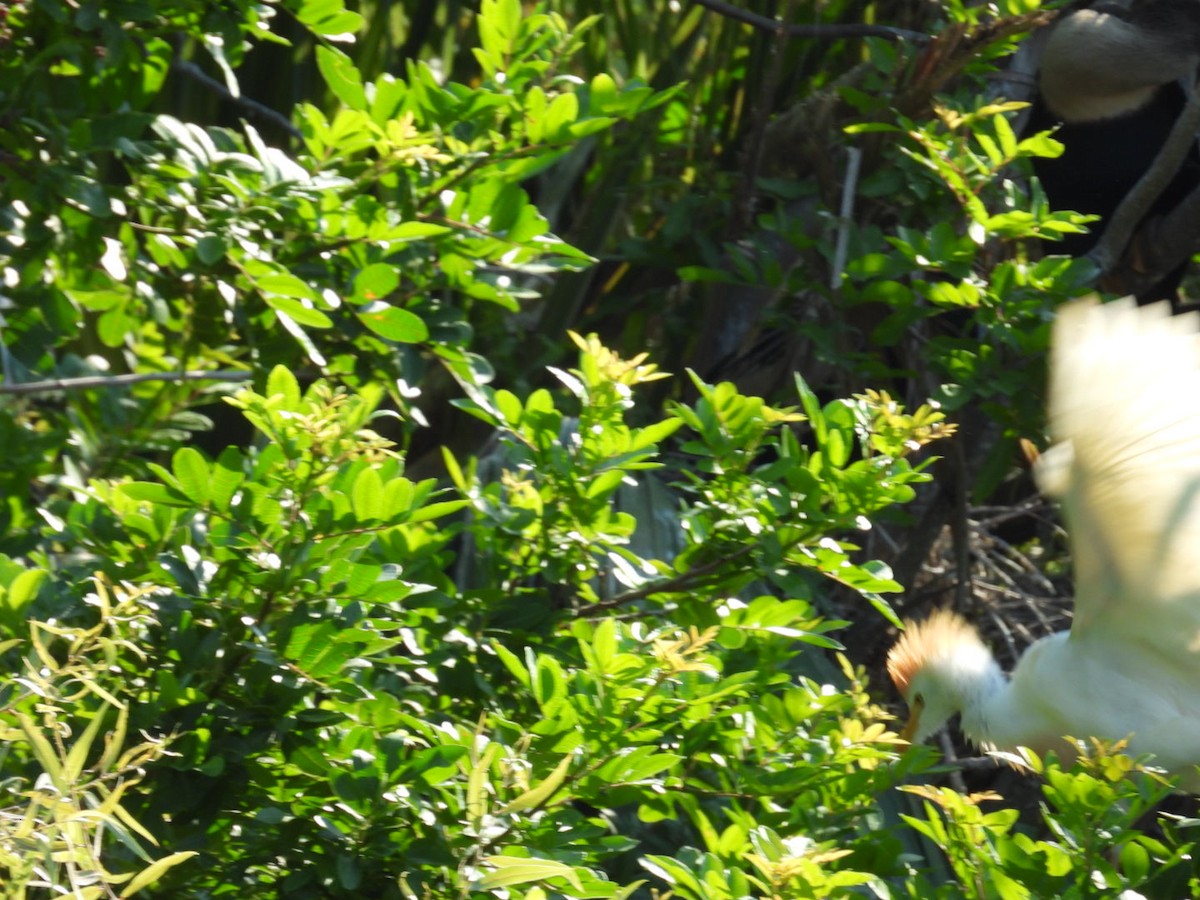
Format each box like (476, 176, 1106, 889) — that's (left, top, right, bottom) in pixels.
(0, 370, 250, 396)
(692, 0, 930, 43)
(830, 146, 863, 289)
(1133, 183, 1200, 294)
(171, 60, 302, 140)
(1088, 79, 1200, 283)
(573, 544, 756, 617)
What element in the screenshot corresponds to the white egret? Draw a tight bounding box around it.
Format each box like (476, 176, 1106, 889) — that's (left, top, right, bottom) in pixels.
(887, 297, 1200, 783)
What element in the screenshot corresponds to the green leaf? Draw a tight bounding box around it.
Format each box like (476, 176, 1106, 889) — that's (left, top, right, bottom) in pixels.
(120, 482, 193, 508)
(498, 753, 573, 813)
(257, 272, 322, 302)
(405, 499, 469, 523)
(284, 622, 356, 681)
(352, 263, 400, 302)
(16, 712, 66, 793)
(316, 45, 366, 110)
(336, 854, 362, 890)
(820, 399, 855, 468)
(194, 234, 226, 265)
(266, 365, 302, 409)
(477, 0, 522, 61)
(389, 221, 453, 241)
(406, 746, 469, 785)
(629, 416, 683, 451)
(264, 293, 333, 329)
(352, 466, 384, 521)
(356, 303, 428, 342)
(345, 562, 382, 596)
(591, 618, 617, 671)
(1, 568, 45, 623)
(524, 87, 548, 143)
(495, 389, 523, 427)
(479, 856, 585, 891)
(296, 0, 364, 39)
(1119, 841, 1150, 883)
(492, 641, 531, 688)
(210, 447, 246, 511)
(543, 93, 580, 142)
(172, 447, 210, 504)
(534, 654, 568, 717)
(64, 703, 111, 783)
(120, 852, 199, 897)
(586, 469, 625, 499)
(289, 744, 333, 777)
(596, 747, 684, 784)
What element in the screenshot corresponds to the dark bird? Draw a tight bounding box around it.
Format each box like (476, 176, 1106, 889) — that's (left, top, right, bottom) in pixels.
(1025, 0, 1200, 302)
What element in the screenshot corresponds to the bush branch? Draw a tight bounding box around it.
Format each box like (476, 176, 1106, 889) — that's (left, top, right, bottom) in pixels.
(1088, 77, 1200, 282)
(572, 544, 757, 617)
(0, 370, 250, 396)
(692, 0, 929, 43)
(171, 59, 302, 140)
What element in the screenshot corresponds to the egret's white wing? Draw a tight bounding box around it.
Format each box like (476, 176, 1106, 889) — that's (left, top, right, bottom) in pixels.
(1039, 297, 1200, 660)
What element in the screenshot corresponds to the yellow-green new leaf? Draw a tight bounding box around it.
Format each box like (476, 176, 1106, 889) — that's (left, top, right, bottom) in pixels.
(120, 851, 199, 897)
(16, 712, 66, 793)
(98, 781, 160, 856)
(467, 742, 499, 829)
(64, 703, 110, 783)
(75, 674, 123, 708)
(498, 752, 573, 814)
(98, 704, 130, 772)
(479, 856, 584, 890)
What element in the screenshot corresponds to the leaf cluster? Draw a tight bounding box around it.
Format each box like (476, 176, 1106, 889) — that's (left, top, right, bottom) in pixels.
(1, 0, 1197, 898)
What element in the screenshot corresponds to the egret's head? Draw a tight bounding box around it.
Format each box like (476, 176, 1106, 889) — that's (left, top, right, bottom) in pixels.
(887, 609, 993, 743)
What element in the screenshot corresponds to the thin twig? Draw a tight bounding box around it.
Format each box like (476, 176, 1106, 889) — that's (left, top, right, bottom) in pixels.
(970, 497, 1051, 529)
(954, 754, 1007, 774)
(830, 146, 862, 290)
(937, 730, 970, 793)
(572, 544, 756, 617)
(0, 370, 250, 396)
(972, 526, 1056, 595)
(692, 0, 930, 43)
(732, 0, 796, 234)
(171, 59, 302, 140)
(950, 439, 971, 609)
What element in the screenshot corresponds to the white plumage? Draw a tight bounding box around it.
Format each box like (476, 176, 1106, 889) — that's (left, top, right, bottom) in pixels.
(887, 297, 1200, 784)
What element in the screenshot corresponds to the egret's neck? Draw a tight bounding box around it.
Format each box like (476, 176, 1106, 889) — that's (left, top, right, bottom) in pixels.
(953, 633, 1074, 755)
(955, 667, 1012, 748)
(942, 651, 1009, 749)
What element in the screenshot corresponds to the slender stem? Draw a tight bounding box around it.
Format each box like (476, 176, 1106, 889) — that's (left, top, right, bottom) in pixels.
(572, 543, 756, 616)
(692, 0, 930, 43)
(171, 59, 302, 140)
(0, 369, 249, 396)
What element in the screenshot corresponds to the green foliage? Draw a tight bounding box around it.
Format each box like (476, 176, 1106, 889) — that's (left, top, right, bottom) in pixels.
(901, 745, 1199, 899)
(2, 0, 1196, 896)
(0, 578, 193, 896)
(0, 0, 664, 516)
(1, 324, 937, 895)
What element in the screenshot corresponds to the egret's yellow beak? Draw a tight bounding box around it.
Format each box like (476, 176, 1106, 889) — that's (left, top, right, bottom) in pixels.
(898, 696, 924, 743)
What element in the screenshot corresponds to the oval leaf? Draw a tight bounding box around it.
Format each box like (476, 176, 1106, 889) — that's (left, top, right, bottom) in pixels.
(357, 303, 428, 342)
(172, 447, 210, 504)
